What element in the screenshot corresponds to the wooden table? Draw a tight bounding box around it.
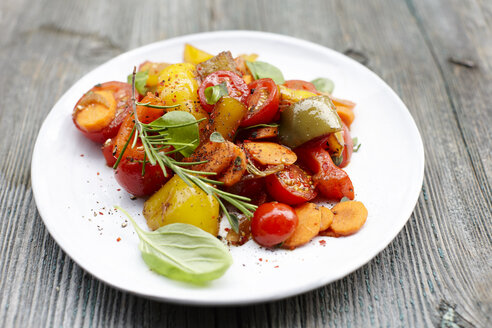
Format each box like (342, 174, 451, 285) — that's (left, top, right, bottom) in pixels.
(1, 0, 490, 326)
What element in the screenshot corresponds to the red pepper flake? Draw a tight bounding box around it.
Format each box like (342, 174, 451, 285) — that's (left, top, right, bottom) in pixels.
(259, 258, 263, 262)
(319, 240, 326, 246)
(97, 172, 100, 176)
(274, 265, 279, 268)
(99, 212, 104, 215)
(80, 154, 84, 157)
(116, 237, 121, 242)
(117, 188, 121, 191)
(224, 228, 230, 232)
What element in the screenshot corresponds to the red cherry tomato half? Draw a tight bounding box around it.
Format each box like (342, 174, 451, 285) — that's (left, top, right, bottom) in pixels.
(225, 177, 268, 206)
(240, 78, 280, 127)
(101, 138, 117, 167)
(339, 123, 353, 168)
(198, 70, 249, 112)
(283, 80, 319, 94)
(266, 164, 317, 205)
(251, 202, 298, 247)
(73, 81, 132, 143)
(115, 159, 172, 197)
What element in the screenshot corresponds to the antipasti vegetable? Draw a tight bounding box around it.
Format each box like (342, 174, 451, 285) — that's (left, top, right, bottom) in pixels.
(72, 44, 367, 284)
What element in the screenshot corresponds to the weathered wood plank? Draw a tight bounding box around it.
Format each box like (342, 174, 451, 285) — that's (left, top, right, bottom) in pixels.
(0, 0, 490, 327)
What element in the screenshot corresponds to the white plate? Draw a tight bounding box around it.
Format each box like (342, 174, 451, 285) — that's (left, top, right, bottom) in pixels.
(31, 31, 424, 305)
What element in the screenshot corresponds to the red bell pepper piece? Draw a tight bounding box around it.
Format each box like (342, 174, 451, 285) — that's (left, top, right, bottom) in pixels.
(295, 145, 354, 200)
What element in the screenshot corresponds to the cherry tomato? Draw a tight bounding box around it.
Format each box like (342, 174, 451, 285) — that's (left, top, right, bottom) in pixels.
(101, 138, 116, 167)
(339, 123, 353, 168)
(73, 81, 132, 143)
(225, 177, 268, 206)
(283, 80, 319, 94)
(115, 159, 171, 197)
(251, 202, 298, 247)
(112, 94, 173, 196)
(198, 71, 249, 112)
(241, 78, 280, 127)
(265, 165, 317, 205)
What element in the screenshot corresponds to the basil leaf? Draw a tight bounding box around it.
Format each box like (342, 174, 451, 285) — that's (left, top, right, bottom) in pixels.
(311, 78, 335, 94)
(150, 111, 199, 157)
(117, 207, 232, 283)
(246, 61, 285, 84)
(210, 131, 226, 143)
(352, 137, 361, 152)
(127, 70, 149, 96)
(332, 154, 343, 166)
(204, 82, 228, 105)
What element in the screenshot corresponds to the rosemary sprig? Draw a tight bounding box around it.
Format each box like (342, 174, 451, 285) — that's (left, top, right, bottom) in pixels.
(241, 123, 279, 130)
(114, 68, 257, 231)
(136, 101, 181, 109)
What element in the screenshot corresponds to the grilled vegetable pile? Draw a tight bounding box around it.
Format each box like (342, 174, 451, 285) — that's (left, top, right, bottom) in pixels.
(72, 44, 367, 283)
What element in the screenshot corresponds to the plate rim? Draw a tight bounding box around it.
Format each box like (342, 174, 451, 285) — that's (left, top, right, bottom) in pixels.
(31, 30, 425, 305)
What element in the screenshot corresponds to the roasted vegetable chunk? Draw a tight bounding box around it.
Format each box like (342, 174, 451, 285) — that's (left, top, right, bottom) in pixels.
(143, 175, 220, 235)
(196, 51, 242, 80)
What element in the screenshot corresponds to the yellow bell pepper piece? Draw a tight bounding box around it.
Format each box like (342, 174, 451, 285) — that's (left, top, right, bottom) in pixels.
(279, 85, 317, 104)
(143, 175, 220, 236)
(183, 44, 214, 65)
(157, 63, 209, 130)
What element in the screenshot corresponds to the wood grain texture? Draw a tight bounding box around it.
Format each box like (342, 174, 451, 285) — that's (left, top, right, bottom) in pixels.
(0, 0, 490, 327)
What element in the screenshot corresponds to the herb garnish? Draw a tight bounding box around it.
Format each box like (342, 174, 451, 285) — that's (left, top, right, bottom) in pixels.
(116, 206, 232, 283)
(246, 61, 285, 84)
(352, 137, 361, 152)
(241, 123, 279, 130)
(311, 78, 335, 94)
(204, 82, 229, 105)
(127, 70, 149, 95)
(209, 131, 226, 143)
(115, 68, 257, 231)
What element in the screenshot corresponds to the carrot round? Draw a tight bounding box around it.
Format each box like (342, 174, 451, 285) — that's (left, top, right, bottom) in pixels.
(336, 106, 355, 128)
(282, 202, 321, 249)
(243, 141, 297, 165)
(319, 206, 334, 231)
(329, 201, 368, 236)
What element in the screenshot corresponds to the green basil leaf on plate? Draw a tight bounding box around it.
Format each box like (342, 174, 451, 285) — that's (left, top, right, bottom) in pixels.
(117, 207, 233, 284)
(246, 61, 285, 84)
(128, 70, 149, 96)
(149, 111, 200, 157)
(204, 82, 229, 105)
(311, 77, 335, 94)
(209, 131, 226, 143)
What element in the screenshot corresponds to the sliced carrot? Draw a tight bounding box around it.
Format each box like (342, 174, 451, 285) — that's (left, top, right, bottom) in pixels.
(336, 106, 355, 128)
(329, 201, 368, 236)
(188, 141, 234, 174)
(319, 229, 339, 237)
(329, 95, 356, 110)
(187, 141, 246, 187)
(243, 141, 297, 165)
(217, 145, 247, 187)
(319, 206, 334, 231)
(243, 126, 279, 140)
(282, 202, 321, 249)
